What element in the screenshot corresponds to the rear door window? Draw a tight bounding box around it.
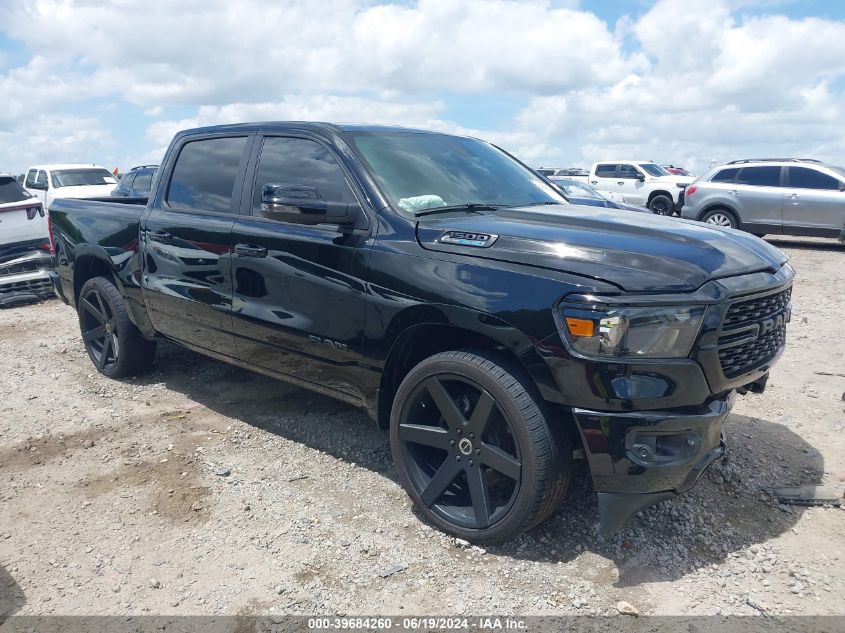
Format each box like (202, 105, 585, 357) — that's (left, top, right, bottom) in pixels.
(134, 170, 153, 194)
(594, 164, 616, 177)
(736, 166, 781, 187)
(166, 136, 249, 213)
(787, 167, 842, 190)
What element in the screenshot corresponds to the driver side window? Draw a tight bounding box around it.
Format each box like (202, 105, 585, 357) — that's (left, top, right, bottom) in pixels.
(252, 137, 357, 214)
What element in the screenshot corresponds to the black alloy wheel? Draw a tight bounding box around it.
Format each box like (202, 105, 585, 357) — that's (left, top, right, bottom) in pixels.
(79, 286, 119, 372)
(397, 373, 521, 529)
(649, 194, 674, 216)
(391, 350, 571, 543)
(76, 276, 156, 378)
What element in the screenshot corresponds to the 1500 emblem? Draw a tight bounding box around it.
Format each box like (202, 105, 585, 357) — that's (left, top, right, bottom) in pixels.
(309, 335, 348, 351)
(438, 231, 499, 248)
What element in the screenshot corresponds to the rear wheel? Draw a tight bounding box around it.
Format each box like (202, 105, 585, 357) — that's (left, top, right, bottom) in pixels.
(390, 350, 570, 544)
(701, 208, 738, 229)
(648, 194, 674, 216)
(77, 276, 156, 378)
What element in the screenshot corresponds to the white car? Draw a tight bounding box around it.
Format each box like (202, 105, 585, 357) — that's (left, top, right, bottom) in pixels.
(567, 161, 694, 215)
(24, 163, 118, 209)
(0, 174, 53, 306)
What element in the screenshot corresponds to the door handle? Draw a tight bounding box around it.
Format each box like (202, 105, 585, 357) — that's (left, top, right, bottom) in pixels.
(728, 190, 739, 195)
(617, 181, 625, 185)
(590, 180, 598, 185)
(235, 243, 268, 258)
(788, 193, 800, 199)
(148, 230, 171, 242)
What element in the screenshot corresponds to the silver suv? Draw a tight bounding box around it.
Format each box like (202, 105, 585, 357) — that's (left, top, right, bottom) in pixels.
(681, 159, 845, 239)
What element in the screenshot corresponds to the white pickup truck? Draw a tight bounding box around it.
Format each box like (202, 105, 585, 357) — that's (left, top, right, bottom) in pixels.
(23, 164, 118, 209)
(568, 161, 694, 215)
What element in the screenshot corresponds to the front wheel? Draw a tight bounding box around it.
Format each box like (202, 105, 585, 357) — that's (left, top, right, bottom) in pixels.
(77, 276, 156, 378)
(390, 350, 570, 544)
(648, 194, 675, 216)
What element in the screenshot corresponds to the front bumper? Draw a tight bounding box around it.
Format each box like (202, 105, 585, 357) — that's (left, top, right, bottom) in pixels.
(571, 394, 732, 533)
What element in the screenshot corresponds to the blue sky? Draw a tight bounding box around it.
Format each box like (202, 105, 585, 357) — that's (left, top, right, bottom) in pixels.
(2, 0, 845, 174)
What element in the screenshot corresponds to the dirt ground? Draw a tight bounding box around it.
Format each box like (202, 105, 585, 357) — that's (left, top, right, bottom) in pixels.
(1, 236, 843, 618)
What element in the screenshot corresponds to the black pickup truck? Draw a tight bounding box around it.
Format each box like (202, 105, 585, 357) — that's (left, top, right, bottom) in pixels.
(48, 123, 794, 543)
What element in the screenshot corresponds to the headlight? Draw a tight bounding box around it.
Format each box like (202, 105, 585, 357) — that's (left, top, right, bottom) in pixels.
(560, 304, 706, 359)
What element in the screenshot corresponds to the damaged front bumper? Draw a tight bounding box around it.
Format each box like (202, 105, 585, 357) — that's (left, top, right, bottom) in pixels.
(0, 249, 54, 307)
(572, 393, 733, 534)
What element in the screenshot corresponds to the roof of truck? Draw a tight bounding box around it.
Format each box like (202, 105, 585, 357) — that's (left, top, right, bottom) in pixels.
(27, 163, 109, 171)
(177, 122, 463, 137)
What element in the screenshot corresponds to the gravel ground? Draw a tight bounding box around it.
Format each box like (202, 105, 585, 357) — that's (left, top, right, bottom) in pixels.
(1, 236, 843, 618)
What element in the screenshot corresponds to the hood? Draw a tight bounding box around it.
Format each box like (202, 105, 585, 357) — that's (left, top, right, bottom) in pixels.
(416, 204, 789, 293)
(54, 184, 116, 199)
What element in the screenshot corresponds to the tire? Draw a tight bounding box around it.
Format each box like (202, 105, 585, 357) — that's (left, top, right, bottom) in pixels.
(701, 208, 738, 229)
(648, 193, 675, 216)
(390, 350, 571, 544)
(77, 276, 156, 378)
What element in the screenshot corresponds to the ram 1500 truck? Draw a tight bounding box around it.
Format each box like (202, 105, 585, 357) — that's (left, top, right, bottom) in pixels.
(48, 123, 793, 543)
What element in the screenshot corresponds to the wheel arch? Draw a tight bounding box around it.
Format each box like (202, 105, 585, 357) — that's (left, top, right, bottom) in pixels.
(72, 247, 123, 304)
(647, 189, 674, 204)
(375, 306, 561, 430)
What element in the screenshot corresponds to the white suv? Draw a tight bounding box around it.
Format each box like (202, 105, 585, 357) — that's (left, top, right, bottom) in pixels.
(24, 163, 118, 209)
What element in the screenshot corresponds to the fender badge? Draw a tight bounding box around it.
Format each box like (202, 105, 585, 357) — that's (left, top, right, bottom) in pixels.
(438, 231, 498, 248)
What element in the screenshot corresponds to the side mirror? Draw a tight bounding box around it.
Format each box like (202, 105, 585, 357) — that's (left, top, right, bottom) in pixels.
(260, 184, 359, 226)
(634, 173, 645, 181)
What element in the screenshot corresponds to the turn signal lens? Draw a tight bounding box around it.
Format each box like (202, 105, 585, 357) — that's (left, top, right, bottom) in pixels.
(565, 317, 594, 337)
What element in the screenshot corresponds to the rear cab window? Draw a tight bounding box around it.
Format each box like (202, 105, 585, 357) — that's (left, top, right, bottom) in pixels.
(166, 136, 249, 213)
(594, 164, 617, 177)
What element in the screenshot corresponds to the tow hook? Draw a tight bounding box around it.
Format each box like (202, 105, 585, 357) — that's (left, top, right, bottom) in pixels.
(737, 373, 768, 395)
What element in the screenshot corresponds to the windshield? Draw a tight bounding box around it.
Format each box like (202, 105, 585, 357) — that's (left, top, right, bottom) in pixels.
(830, 166, 845, 180)
(639, 163, 670, 177)
(552, 179, 605, 199)
(52, 168, 118, 188)
(0, 176, 33, 203)
(347, 132, 566, 215)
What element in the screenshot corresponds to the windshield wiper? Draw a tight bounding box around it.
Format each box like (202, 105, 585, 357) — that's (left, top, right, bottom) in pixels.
(521, 201, 563, 207)
(414, 203, 500, 217)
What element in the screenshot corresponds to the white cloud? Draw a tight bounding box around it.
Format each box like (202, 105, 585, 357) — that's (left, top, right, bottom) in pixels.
(1, 0, 845, 174)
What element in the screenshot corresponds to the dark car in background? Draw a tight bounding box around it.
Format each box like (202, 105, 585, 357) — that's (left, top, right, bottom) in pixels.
(550, 178, 651, 213)
(112, 165, 158, 198)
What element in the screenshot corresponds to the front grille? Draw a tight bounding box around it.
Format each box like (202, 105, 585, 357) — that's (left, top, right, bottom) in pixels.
(719, 325, 786, 378)
(718, 288, 791, 379)
(723, 288, 791, 329)
(0, 277, 53, 296)
(0, 260, 40, 275)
